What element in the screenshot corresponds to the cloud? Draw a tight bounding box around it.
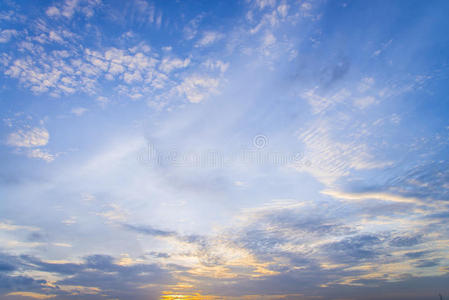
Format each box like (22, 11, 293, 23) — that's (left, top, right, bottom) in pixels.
(389, 235, 422, 247)
(0, 221, 39, 232)
(96, 96, 109, 107)
(195, 31, 223, 47)
(0, 29, 18, 43)
(277, 3, 289, 18)
(96, 204, 127, 222)
(159, 57, 190, 73)
(176, 75, 220, 103)
(204, 59, 229, 73)
(6, 292, 56, 299)
(7, 128, 49, 148)
(301, 88, 350, 114)
(52, 243, 72, 248)
(26, 149, 55, 162)
(324, 234, 383, 261)
(5, 127, 55, 162)
(0, 262, 15, 272)
(254, 0, 276, 10)
(0, 253, 174, 299)
(123, 224, 176, 237)
(353, 96, 377, 109)
(45, 7, 60, 17)
(45, 0, 100, 19)
(321, 190, 426, 205)
(263, 32, 276, 47)
(5, 43, 165, 99)
(183, 16, 202, 40)
(290, 119, 391, 185)
(71, 107, 88, 116)
(0, 1, 448, 299)
(358, 77, 375, 92)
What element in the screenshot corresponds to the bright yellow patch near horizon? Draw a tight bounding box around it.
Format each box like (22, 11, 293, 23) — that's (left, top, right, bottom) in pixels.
(6, 292, 56, 299)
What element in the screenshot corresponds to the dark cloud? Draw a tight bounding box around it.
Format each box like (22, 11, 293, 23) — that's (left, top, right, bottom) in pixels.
(349, 161, 449, 205)
(123, 223, 176, 237)
(323, 234, 384, 261)
(427, 212, 449, 219)
(123, 223, 206, 247)
(414, 259, 441, 268)
(20, 255, 84, 275)
(0, 263, 15, 272)
(322, 57, 351, 88)
(0, 252, 175, 299)
(147, 251, 170, 258)
(0, 274, 46, 290)
(26, 232, 46, 242)
(390, 235, 422, 247)
(405, 251, 431, 259)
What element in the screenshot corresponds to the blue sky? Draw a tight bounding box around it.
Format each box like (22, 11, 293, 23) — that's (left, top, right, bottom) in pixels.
(1, 0, 449, 299)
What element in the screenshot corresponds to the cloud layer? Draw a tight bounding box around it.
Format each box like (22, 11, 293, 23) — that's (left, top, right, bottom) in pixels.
(1, 0, 449, 299)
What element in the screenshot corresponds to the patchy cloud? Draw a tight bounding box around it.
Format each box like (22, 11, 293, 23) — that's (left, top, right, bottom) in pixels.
(7, 128, 49, 148)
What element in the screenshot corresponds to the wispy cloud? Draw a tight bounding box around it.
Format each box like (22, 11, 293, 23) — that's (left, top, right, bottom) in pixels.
(195, 31, 223, 47)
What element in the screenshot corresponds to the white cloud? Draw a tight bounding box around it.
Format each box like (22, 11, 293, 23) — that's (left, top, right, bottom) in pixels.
(204, 60, 229, 73)
(46, 6, 60, 17)
(97, 203, 127, 222)
(0, 29, 18, 43)
(301, 2, 312, 11)
(62, 216, 77, 225)
(45, 0, 100, 19)
(277, 3, 288, 18)
(390, 113, 401, 124)
(53, 242, 72, 247)
(176, 75, 220, 103)
(5, 44, 163, 99)
(61, 0, 79, 18)
(7, 127, 49, 148)
(129, 92, 143, 99)
(321, 190, 425, 206)
(27, 148, 55, 162)
(358, 77, 375, 92)
(155, 12, 162, 28)
(249, 9, 280, 34)
(6, 127, 56, 162)
(159, 57, 190, 73)
(302, 88, 351, 114)
(263, 32, 276, 47)
(183, 16, 202, 40)
(372, 39, 393, 57)
(0, 221, 39, 231)
(96, 96, 109, 107)
(57, 285, 101, 295)
(71, 107, 88, 116)
(124, 70, 143, 83)
(290, 120, 391, 185)
(234, 181, 246, 187)
(254, 0, 276, 10)
(81, 192, 96, 202)
(195, 31, 223, 47)
(353, 96, 376, 109)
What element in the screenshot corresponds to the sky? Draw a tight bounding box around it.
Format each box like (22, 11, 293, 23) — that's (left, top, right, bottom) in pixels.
(1, 0, 449, 299)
